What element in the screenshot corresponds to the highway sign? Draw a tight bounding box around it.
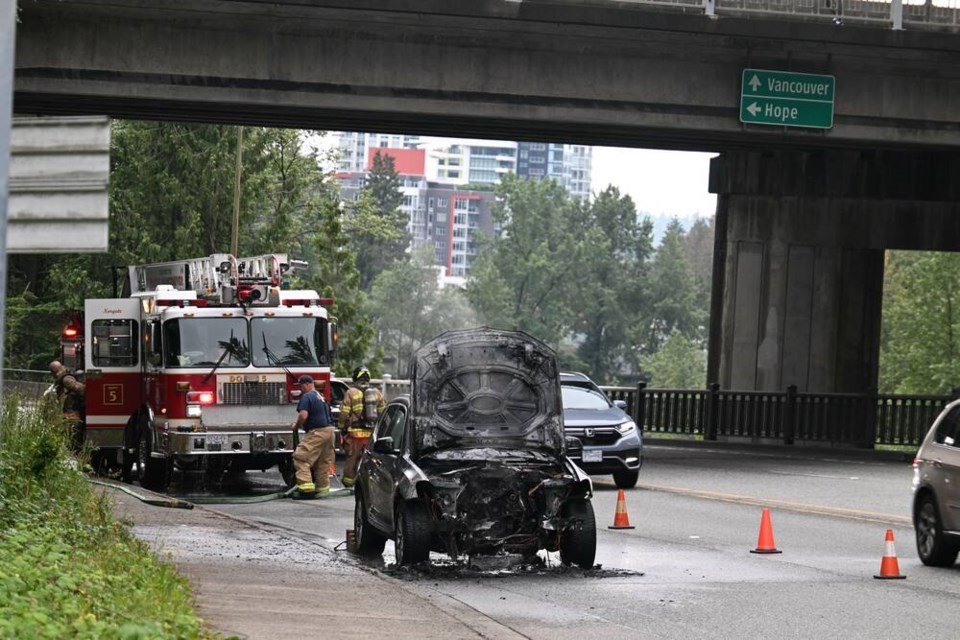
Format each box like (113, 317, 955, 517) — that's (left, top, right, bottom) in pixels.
(740, 69, 835, 129)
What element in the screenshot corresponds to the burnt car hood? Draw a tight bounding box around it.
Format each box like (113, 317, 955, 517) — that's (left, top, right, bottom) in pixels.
(410, 328, 565, 456)
(563, 406, 630, 428)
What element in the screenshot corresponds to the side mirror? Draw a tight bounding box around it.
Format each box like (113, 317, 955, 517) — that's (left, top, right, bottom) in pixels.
(565, 436, 583, 453)
(613, 399, 628, 410)
(327, 320, 339, 361)
(372, 436, 395, 454)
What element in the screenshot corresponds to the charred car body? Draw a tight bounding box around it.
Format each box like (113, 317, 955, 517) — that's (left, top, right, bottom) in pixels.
(353, 328, 596, 567)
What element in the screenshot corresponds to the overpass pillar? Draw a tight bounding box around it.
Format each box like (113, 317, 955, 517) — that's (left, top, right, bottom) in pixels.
(707, 150, 960, 394)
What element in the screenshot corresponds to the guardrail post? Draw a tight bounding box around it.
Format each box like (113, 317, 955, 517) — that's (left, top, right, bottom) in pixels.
(634, 382, 646, 432)
(704, 382, 719, 440)
(862, 387, 879, 449)
(784, 384, 797, 445)
(891, 0, 903, 30)
(382, 373, 392, 400)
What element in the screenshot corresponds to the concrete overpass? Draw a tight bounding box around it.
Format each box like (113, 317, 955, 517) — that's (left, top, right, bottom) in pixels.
(13, 0, 960, 151)
(12, 0, 960, 397)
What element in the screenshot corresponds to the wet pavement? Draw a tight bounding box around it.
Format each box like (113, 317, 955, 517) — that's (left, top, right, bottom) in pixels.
(103, 481, 526, 640)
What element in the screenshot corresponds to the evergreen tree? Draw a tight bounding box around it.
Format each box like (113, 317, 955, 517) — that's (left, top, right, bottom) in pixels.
(575, 186, 654, 384)
(351, 151, 411, 289)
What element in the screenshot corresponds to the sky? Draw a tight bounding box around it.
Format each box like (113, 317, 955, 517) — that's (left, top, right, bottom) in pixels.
(591, 147, 717, 219)
(316, 133, 717, 220)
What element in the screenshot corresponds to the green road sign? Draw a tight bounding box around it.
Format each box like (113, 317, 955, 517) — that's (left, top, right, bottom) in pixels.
(740, 69, 835, 129)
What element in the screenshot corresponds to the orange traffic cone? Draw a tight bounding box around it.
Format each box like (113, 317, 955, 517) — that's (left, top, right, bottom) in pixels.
(608, 489, 635, 530)
(329, 463, 337, 477)
(874, 529, 906, 579)
(750, 508, 782, 554)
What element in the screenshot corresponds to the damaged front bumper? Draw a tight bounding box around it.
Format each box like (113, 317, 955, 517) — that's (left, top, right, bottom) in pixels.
(411, 457, 592, 558)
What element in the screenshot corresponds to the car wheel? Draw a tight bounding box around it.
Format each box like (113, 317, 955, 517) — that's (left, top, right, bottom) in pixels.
(915, 494, 959, 567)
(354, 491, 386, 557)
(137, 428, 170, 492)
(559, 498, 597, 569)
(395, 500, 431, 566)
(613, 468, 640, 489)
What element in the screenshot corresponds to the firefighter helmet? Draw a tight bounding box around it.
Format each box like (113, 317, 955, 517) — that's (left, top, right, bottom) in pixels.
(352, 366, 371, 383)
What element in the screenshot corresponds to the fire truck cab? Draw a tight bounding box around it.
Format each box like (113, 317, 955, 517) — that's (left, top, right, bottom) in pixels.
(63, 253, 338, 491)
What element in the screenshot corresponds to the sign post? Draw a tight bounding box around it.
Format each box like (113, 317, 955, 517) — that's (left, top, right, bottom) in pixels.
(740, 69, 835, 129)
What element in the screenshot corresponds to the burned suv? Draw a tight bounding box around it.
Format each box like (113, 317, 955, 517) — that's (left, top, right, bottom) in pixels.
(353, 328, 596, 568)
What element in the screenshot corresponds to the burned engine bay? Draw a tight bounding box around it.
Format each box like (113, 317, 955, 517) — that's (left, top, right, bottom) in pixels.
(416, 451, 591, 558)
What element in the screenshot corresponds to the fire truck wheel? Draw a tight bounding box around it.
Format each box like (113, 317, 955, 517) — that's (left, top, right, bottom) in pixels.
(137, 428, 170, 492)
(278, 458, 297, 488)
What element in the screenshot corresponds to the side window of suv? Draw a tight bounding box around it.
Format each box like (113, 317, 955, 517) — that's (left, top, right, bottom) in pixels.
(387, 407, 407, 451)
(934, 405, 960, 447)
(374, 406, 397, 441)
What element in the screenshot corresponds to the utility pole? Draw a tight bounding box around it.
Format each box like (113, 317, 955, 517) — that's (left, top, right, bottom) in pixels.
(0, 0, 18, 429)
(231, 126, 243, 256)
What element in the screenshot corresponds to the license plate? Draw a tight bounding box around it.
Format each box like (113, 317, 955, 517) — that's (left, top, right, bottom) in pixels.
(207, 434, 227, 445)
(583, 449, 602, 463)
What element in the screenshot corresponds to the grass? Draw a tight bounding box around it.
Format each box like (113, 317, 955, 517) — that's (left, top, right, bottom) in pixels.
(0, 395, 220, 640)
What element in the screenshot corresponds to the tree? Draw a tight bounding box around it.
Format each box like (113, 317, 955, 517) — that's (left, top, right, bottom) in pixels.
(679, 216, 715, 315)
(641, 219, 706, 355)
(466, 175, 600, 346)
(351, 151, 411, 289)
(640, 327, 707, 388)
(879, 251, 960, 394)
(365, 246, 477, 376)
(4, 122, 375, 375)
(574, 186, 654, 384)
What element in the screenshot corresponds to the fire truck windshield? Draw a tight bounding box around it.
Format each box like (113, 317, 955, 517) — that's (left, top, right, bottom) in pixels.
(164, 318, 250, 368)
(251, 317, 324, 367)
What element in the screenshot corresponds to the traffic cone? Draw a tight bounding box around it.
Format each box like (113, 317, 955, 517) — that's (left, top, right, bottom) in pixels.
(874, 529, 906, 579)
(608, 489, 635, 529)
(328, 462, 343, 490)
(750, 508, 782, 554)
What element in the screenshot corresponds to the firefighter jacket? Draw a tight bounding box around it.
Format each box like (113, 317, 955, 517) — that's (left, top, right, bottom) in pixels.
(338, 384, 384, 438)
(52, 364, 86, 420)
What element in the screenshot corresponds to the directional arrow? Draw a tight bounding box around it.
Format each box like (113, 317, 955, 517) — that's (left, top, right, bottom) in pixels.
(748, 74, 762, 92)
(746, 102, 761, 117)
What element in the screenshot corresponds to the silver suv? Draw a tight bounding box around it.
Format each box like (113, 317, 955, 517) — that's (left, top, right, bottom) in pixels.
(912, 399, 960, 566)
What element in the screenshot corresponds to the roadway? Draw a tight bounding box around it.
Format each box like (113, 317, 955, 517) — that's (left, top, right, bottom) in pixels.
(162, 442, 959, 639)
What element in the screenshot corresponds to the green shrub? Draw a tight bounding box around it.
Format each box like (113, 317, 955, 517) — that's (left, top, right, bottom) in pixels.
(0, 395, 219, 639)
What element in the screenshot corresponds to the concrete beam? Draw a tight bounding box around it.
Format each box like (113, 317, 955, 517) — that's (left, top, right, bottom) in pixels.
(13, 0, 960, 151)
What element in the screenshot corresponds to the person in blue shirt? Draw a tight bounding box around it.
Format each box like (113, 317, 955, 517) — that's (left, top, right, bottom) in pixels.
(290, 375, 334, 496)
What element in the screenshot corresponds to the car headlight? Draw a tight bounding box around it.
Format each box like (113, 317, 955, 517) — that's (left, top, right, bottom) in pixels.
(615, 420, 637, 435)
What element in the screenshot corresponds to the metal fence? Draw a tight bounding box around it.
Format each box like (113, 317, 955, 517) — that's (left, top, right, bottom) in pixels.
(631, 382, 950, 448)
(610, 0, 960, 29)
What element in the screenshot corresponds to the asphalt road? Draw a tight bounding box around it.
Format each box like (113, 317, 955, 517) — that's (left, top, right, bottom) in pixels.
(129, 442, 959, 639)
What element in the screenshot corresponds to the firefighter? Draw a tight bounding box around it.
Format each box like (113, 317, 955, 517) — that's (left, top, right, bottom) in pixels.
(339, 366, 384, 488)
(48, 359, 86, 452)
(290, 375, 335, 497)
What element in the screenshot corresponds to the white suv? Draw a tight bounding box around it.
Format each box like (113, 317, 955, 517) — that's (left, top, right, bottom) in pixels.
(912, 399, 960, 566)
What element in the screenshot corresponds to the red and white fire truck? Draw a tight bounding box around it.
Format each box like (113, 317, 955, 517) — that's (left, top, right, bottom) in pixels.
(58, 253, 338, 491)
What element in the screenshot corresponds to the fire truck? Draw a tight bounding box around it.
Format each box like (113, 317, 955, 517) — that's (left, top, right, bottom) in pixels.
(58, 253, 338, 491)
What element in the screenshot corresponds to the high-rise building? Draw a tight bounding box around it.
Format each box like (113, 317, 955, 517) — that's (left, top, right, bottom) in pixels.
(517, 142, 593, 200)
(335, 132, 421, 173)
(421, 139, 517, 187)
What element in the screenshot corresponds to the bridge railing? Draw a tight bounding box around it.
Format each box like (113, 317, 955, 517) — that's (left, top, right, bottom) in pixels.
(612, 0, 960, 29)
(627, 382, 950, 448)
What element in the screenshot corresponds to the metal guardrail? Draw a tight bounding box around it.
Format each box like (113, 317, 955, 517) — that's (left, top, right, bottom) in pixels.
(633, 382, 950, 448)
(611, 0, 960, 29)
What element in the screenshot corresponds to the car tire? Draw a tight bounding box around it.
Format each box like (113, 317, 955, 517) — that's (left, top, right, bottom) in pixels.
(137, 428, 170, 492)
(559, 498, 597, 569)
(396, 500, 431, 566)
(915, 493, 959, 567)
(613, 468, 640, 489)
(354, 491, 387, 557)
(278, 457, 297, 488)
